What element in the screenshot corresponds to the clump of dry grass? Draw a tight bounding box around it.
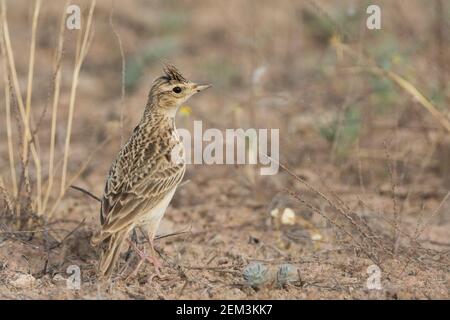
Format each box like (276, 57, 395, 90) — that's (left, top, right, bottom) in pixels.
(0, 0, 97, 232)
(330, 37, 450, 134)
(282, 160, 450, 275)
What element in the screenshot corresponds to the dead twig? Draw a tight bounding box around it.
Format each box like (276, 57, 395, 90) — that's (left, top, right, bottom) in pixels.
(70, 185, 101, 203)
(49, 218, 86, 250)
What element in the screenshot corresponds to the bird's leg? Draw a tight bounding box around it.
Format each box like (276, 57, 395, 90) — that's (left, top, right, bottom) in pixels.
(138, 227, 163, 273)
(148, 236, 162, 273)
(119, 229, 139, 278)
(124, 228, 138, 262)
(124, 238, 145, 279)
(126, 238, 161, 277)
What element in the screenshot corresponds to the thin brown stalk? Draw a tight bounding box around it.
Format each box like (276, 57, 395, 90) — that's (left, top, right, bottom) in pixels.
(280, 160, 383, 251)
(356, 139, 366, 194)
(401, 133, 441, 212)
(60, 0, 96, 198)
(0, 175, 13, 213)
(42, 1, 69, 213)
(285, 189, 381, 266)
(22, 0, 41, 169)
(311, 161, 382, 247)
(1, 0, 42, 213)
(0, 21, 17, 198)
(380, 68, 450, 133)
(383, 141, 400, 252)
(25, 0, 42, 212)
(356, 196, 417, 243)
(69, 185, 101, 203)
(416, 192, 450, 240)
(331, 39, 450, 134)
(261, 152, 388, 256)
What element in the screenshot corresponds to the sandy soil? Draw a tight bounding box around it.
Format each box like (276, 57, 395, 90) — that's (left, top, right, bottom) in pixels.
(0, 0, 449, 299)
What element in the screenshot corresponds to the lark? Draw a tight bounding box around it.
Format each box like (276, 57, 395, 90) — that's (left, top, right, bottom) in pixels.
(91, 64, 211, 278)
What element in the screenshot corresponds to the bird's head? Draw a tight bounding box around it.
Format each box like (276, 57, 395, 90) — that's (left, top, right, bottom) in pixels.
(147, 64, 211, 117)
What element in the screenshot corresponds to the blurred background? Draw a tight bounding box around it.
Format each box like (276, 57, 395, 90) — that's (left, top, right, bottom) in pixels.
(0, 0, 449, 299)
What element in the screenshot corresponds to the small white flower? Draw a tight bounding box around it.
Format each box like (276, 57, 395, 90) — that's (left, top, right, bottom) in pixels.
(252, 66, 267, 86)
(311, 233, 323, 241)
(281, 208, 296, 225)
(270, 208, 280, 218)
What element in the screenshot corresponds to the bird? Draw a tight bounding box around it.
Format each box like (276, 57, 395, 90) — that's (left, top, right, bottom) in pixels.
(91, 64, 211, 278)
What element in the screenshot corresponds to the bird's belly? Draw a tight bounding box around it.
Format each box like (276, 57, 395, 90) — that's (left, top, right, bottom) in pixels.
(138, 187, 177, 234)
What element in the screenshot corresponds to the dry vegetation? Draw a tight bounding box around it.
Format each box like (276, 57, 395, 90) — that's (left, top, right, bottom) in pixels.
(0, 0, 449, 299)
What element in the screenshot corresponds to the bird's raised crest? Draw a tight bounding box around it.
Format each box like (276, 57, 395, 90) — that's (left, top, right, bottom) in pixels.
(163, 63, 187, 83)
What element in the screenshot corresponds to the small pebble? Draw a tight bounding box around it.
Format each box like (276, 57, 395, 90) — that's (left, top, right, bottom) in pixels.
(10, 274, 36, 288)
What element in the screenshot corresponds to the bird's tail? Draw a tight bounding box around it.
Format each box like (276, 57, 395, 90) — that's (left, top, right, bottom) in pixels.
(93, 230, 128, 278)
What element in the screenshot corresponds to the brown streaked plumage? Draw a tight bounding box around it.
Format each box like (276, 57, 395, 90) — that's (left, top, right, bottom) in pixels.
(91, 64, 211, 277)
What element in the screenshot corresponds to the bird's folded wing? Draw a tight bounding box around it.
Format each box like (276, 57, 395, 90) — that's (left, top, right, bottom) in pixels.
(96, 158, 185, 241)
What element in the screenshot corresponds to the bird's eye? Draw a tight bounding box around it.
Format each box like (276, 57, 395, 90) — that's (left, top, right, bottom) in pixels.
(173, 86, 182, 93)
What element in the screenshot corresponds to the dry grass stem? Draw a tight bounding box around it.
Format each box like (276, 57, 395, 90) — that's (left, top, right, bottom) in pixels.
(42, 1, 69, 213)
(60, 0, 96, 198)
(0, 175, 13, 212)
(1, 0, 42, 214)
(332, 39, 450, 134)
(0, 21, 17, 198)
(23, 0, 41, 164)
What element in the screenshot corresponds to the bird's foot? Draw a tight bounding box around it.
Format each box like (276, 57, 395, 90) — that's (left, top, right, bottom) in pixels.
(126, 239, 162, 278)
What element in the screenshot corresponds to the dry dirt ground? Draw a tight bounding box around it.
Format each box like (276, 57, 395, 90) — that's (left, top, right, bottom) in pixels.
(1, 164, 449, 299)
(0, 0, 450, 299)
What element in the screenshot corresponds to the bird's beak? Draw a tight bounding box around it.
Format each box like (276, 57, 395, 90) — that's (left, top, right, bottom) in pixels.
(194, 83, 212, 92)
